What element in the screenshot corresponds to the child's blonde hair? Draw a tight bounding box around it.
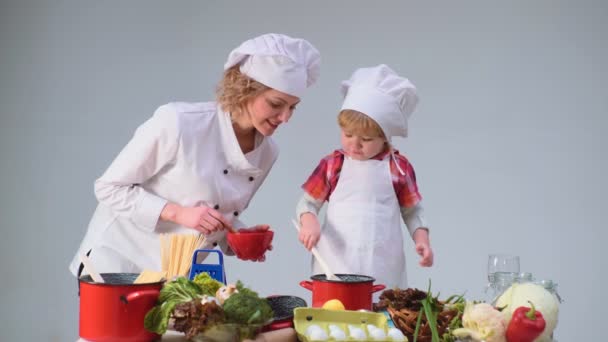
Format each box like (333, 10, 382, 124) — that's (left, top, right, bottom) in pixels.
(216, 66, 271, 116)
(338, 109, 387, 139)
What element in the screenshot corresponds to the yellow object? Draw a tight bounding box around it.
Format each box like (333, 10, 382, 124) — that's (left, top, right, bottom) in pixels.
(133, 270, 166, 284)
(160, 233, 206, 279)
(322, 299, 345, 310)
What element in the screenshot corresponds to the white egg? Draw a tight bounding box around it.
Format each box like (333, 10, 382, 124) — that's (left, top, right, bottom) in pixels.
(328, 324, 342, 332)
(305, 324, 323, 336)
(308, 328, 329, 341)
(347, 325, 367, 341)
(388, 327, 406, 341)
(329, 328, 347, 340)
(369, 328, 387, 340)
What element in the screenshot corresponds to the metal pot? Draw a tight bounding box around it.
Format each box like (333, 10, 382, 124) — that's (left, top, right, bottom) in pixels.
(79, 273, 163, 342)
(300, 274, 385, 311)
(264, 295, 307, 331)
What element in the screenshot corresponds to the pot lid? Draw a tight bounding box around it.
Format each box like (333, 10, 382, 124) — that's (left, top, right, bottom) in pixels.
(79, 273, 164, 286)
(311, 274, 376, 283)
(266, 295, 307, 321)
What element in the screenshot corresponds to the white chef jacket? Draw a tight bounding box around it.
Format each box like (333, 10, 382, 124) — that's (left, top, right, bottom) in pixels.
(69, 101, 278, 276)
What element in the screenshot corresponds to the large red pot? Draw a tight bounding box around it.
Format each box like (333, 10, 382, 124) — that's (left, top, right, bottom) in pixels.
(79, 273, 163, 342)
(300, 274, 385, 311)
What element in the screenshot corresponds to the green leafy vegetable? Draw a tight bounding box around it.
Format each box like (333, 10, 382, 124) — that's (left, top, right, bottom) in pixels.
(192, 272, 224, 296)
(223, 281, 274, 326)
(144, 277, 203, 334)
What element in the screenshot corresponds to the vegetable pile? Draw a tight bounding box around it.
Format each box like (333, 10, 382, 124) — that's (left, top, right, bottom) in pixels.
(375, 281, 465, 342)
(144, 273, 274, 341)
(375, 281, 560, 342)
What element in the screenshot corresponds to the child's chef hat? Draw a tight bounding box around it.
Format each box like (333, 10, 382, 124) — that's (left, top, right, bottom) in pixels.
(340, 64, 418, 138)
(224, 33, 321, 98)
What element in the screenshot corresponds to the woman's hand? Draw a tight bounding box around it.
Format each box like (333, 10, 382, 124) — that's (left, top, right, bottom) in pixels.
(298, 213, 321, 251)
(238, 224, 272, 262)
(161, 203, 231, 235)
(413, 228, 434, 267)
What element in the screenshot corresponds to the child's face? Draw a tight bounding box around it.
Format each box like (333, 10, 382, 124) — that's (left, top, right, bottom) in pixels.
(340, 129, 387, 160)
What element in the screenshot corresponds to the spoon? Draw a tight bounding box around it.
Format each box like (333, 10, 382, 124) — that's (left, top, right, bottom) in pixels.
(79, 253, 105, 283)
(291, 218, 340, 281)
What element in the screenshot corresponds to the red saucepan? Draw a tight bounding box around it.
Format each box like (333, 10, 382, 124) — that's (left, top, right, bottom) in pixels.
(300, 274, 385, 311)
(79, 273, 163, 342)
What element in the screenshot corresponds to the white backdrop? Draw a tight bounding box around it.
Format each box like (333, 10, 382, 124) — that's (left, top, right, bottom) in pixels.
(1, 1, 606, 341)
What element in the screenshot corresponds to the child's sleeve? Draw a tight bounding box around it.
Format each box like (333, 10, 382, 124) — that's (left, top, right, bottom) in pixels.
(400, 201, 428, 237)
(296, 192, 325, 219)
(392, 153, 427, 236)
(393, 157, 423, 208)
(301, 156, 333, 202)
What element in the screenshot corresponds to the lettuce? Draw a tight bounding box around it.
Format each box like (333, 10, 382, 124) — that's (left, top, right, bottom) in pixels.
(144, 277, 203, 335)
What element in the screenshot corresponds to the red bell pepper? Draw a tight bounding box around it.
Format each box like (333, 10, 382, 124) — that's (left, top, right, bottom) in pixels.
(506, 300, 546, 342)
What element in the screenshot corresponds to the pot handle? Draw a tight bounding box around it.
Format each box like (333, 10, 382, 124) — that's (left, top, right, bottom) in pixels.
(299, 281, 313, 291)
(371, 284, 386, 293)
(120, 289, 160, 305)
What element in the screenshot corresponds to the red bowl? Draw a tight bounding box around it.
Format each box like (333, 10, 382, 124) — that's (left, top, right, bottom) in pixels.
(226, 230, 274, 261)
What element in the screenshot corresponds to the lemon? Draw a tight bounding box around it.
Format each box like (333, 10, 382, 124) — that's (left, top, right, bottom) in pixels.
(322, 299, 345, 310)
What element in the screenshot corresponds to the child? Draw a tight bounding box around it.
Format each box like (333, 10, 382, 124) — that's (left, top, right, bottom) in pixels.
(297, 64, 433, 290)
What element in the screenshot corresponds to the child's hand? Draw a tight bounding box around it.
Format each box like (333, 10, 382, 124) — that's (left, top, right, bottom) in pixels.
(413, 228, 434, 267)
(299, 213, 321, 251)
(416, 242, 434, 267)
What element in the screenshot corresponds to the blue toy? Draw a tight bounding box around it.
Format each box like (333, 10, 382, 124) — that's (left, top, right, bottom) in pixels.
(189, 249, 226, 284)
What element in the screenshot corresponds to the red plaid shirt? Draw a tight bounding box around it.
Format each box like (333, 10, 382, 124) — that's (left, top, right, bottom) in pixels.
(302, 149, 422, 208)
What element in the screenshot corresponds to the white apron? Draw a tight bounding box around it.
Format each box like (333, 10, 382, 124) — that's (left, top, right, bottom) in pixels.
(312, 155, 407, 290)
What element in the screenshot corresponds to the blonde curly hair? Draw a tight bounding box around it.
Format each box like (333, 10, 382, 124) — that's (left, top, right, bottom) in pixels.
(216, 66, 270, 117)
(338, 109, 386, 139)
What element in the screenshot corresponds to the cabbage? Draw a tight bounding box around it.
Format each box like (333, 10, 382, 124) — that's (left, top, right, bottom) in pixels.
(495, 283, 559, 342)
(452, 302, 506, 342)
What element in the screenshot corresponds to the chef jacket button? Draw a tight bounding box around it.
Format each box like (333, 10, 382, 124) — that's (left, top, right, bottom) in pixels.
(213, 204, 220, 210)
(223, 169, 228, 175)
(213, 242, 218, 247)
(248, 176, 254, 182)
(233, 211, 239, 216)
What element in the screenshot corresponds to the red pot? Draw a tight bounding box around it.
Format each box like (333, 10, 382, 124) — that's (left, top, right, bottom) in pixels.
(79, 273, 163, 342)
(300, 274, 385, 311)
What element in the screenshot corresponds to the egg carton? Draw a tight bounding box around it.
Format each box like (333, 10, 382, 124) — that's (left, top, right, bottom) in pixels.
(294, 308, 407, 341)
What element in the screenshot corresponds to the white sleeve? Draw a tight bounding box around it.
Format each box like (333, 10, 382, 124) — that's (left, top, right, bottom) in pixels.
(296, 192, 324, 221)
(401, 201, 429, 237)
(94, 105, 179, 231)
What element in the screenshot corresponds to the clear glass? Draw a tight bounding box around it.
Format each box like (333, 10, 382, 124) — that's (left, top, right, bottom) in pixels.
(485, 254, 520, 302)
(516, 272, 534, 283)
(487, 254, 520, 283)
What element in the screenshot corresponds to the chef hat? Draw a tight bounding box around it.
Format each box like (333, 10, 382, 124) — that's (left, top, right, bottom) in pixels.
(340, 64, 418, 138)
(224, 33, 321, 98)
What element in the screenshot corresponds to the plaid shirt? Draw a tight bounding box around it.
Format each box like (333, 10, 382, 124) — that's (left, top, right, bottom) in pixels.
(301, 149, 422, 208)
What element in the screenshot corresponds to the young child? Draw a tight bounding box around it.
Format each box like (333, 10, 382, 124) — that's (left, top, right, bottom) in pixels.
(297, 64, 433, 290)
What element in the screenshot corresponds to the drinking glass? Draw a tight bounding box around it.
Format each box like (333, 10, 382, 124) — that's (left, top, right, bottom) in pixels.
(485, 254, 520, 302)
(487, 254, 520, 283)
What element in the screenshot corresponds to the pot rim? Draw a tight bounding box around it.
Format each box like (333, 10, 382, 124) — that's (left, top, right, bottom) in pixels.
(310, 273, 376, 283)
(79, 272, 165, 286)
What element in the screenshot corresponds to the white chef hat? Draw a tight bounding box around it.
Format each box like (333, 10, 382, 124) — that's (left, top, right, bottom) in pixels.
(340, 64, 419, 138)
(224, 33, 321, 98)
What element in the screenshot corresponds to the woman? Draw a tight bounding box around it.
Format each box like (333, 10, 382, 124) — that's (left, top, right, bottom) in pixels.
(69, 33, 321, 276)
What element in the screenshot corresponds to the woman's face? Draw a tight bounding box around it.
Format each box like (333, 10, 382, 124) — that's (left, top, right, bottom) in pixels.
(340, 129, 387, 160)
(246, 89, 300, 136)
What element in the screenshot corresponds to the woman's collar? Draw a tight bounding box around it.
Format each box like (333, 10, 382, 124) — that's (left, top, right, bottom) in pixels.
(217, 105, 264, 176)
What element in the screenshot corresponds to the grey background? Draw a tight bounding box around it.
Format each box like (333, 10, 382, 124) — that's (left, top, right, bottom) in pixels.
(1, 1, 606, 341)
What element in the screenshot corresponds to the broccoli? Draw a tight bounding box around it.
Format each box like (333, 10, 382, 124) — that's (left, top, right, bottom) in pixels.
(222, 281, 274, 326)
(192, 272, 224, 296)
